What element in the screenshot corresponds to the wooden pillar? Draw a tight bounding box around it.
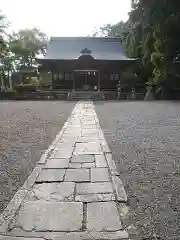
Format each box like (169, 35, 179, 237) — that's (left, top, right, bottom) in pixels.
(50, 71, 53, 89)
(85, 72, 88, 85)
(117, 80, 121, 100)
(98, 71, 100, 91)
(72, 71, 75, 90)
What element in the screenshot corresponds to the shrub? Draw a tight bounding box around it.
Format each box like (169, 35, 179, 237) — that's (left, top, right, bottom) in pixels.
(14, 84, 22, 92)
(14, 84, 36, 93)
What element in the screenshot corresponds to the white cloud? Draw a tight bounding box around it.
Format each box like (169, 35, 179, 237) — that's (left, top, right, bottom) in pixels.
(1, 0, 131, 36)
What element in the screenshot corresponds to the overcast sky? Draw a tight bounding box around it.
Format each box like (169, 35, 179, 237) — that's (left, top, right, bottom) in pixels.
(1, 0, 131, 37)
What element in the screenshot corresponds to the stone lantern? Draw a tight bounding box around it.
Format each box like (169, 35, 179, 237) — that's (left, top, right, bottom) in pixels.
(144, 81, 155, 101)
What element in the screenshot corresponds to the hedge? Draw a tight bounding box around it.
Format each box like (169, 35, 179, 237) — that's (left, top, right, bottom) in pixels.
(14, 84, 36, 93)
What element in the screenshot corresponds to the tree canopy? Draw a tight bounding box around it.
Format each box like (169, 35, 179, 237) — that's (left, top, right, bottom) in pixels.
(92, 21, 128, 39)
(0, 11, 9, 61)
(94, 1, 180, 98)
(10, 28, 47, 68)
(126, 0, 180, 97)
(0, 10, 48, 89)
(0, 11, 47, 69)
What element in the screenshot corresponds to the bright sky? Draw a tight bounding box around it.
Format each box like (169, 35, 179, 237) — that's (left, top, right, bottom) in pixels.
(1, 0, 131, 37)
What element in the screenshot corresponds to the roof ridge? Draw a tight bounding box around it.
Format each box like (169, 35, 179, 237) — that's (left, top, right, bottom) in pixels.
(50, 37, 122, 42)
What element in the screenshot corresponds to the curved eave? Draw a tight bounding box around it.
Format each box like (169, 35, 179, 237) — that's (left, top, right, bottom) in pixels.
(36, 57, 136, 62)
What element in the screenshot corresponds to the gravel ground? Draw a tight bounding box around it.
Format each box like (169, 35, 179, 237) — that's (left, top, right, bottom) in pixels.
(95, 101, 180, 240)
(0, 101, 75, 214)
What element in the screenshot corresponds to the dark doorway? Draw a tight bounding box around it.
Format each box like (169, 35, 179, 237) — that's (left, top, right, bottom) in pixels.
(74, 70, 98, 90)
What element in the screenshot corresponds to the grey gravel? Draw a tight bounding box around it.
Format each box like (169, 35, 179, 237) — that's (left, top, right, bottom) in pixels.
(95, 101, 180, 240)
(0, 101, 75, 213)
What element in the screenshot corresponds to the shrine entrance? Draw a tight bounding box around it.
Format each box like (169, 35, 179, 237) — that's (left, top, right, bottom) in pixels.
(73, 70, 99, 91)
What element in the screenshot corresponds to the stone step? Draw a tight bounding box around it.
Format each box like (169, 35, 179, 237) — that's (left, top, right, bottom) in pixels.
(103, 91, 117, 100)
(68, 91, 103, 101)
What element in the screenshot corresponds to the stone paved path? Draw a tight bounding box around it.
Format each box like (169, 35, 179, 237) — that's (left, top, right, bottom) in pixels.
(0, 101, 128, 240)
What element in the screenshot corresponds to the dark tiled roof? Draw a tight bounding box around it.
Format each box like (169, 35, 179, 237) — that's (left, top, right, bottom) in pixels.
(42, 37, 133, 61)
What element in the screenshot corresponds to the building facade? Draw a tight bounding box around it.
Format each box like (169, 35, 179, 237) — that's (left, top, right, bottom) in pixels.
(37, 37, 134, 91)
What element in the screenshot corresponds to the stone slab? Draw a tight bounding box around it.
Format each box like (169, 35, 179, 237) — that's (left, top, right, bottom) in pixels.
(95, 155, 108, 167)
(65, 169, 90, 182)
(69, 163, 81, 168)
(59, 136, 77, 144)
(81, 124, 97, 129)
(63, 129, 81, 136)
(76, 182, 113, 194)
(37, 151, 51, 165)
(81, 117, 95, 120)
(81, 163, 95, 168)
(112, 176, 127, 202)
(75, 193, 115, 202)
(50, 149, 73, 159)
(77, 136, 100, 143)
(64, 129, 81, 134)
(74, 142, 102, 155)
(3, 230, 128, 239)
(105, 153, 117, 172)
(36, 169, 65, 183)
(82, 126, 97, 129)
(10, 201, 83, 231)
(105, 154, 120, 176)
(100, 140, 111, 153)
(0, 237, 44, 240)
(91, 168, 110, 182)
(37, 125, 66, 165)
(81, 129, 99, 137)
(44, 159, 69, 169)
(98, 130, 104, 139)
(54, 142, 74, 150)
(50, 231, 129, 240)
(71, 154, 94, 163)
(27, 182, 75, 201)
(87, 202, 122, 231)
(83, 113, 95, 116)
(63, 132, 80, 137)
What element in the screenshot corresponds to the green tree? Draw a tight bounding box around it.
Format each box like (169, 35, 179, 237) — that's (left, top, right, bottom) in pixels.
(125, 0, 180, 99)
(9, 28, 48, 68)
(0, 11, 9, 56)
(99, 22, 127, 38)
(0, 11, 10, 90)
(0, 11, 8, 58)
(91, 21, 128, 42)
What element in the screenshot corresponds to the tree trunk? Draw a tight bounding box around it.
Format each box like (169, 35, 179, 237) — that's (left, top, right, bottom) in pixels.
(144, 90, 154, 101)
(1, 75, 6, 92)
(9, 72, 13, 90)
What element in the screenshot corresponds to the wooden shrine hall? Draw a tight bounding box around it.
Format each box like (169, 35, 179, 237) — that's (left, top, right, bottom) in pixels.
(37, 37, 134, 91)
